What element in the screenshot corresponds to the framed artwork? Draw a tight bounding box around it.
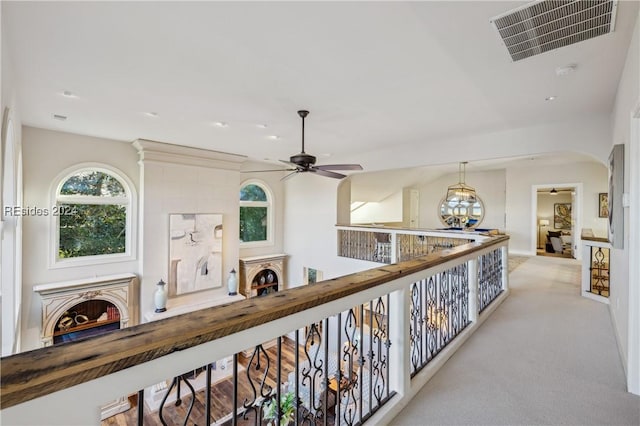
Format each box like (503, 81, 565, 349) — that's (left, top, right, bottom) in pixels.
(598, 193, 609, 218)
(554, 203, 571, 230)
(608, 144, 624, 249)
(169, 213, 223, 297)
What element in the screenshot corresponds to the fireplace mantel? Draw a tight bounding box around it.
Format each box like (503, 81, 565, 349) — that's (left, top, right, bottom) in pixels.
(238, 254, 287, 298)
(33, 273, 139, 347)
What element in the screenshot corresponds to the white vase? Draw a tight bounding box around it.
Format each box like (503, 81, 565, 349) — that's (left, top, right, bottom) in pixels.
(154, 279, 167, 313)
(228, 269, 238, 295)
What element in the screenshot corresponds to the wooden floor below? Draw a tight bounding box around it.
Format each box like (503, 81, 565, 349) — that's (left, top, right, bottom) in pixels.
(101, 337, 336, 426)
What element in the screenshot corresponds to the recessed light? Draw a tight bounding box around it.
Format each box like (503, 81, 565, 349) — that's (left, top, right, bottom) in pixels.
(267, 135, 280, 140)
(545, 96, 557, 101)
(62, 91, 77, 98)
(213, 121, 228, 128)
(256, 124, 268, 129)
(320, 153, 332, 157)
(53, 114, 68, 121)
(145, 112, 159, 117)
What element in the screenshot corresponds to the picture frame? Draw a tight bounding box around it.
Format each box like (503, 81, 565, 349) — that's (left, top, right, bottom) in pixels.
(168, 213, 223, 297)
(554, 203, 571, 230)
(598, 193, 609, 218)
(608, 144, 624, 248)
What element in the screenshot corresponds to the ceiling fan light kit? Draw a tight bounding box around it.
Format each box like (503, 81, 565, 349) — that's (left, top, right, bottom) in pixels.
(244, 110, 363, 179)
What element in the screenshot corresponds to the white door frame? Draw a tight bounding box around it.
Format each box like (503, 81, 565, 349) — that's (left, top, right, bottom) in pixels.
(531, 183, 583, 260)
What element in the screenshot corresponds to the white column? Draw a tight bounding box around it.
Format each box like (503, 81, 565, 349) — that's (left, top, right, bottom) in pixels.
(390, 231, 398, 264)
(467, 258, 478, 323)
(501, 245, 509, 291)
(388, 286, 410, 397)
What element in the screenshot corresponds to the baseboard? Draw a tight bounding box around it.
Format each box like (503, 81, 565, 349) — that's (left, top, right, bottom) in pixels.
(609, 303, 628, 378)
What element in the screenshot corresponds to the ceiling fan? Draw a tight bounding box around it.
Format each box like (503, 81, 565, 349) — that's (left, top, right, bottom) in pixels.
(244, 110, 363, 180)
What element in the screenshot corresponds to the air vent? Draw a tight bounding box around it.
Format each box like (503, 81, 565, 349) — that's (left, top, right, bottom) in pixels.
(491, 0, 618, 62)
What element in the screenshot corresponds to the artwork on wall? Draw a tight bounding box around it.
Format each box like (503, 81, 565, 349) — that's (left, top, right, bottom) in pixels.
(169, 214, 223, 297)
(554, 203, 572, 230)
(608, 144, 624, 249)
(598, 193, 609, 218)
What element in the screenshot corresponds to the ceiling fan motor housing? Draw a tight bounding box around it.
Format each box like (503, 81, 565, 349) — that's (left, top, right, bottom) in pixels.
(290, 153, 316, 167)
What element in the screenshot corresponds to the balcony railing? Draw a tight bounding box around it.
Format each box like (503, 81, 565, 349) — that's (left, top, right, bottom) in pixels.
(581, 229, 611, 304)
(1, 233, 509, 426)
(337, 226, 482, 264)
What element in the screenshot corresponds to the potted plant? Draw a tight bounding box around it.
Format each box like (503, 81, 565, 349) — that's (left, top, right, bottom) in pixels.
(263, 390, 296, 426)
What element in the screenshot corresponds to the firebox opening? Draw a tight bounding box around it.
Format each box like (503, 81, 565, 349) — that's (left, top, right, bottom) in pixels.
(53, 300, 120, 344)
(251, 268, 278, 297)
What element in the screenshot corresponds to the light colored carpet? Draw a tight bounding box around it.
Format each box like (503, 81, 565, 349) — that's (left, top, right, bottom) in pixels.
(391, 256, 639, 426)
(508, 255, 529, 273)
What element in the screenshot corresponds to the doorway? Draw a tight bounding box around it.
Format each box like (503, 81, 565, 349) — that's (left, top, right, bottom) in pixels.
(531, 183, 582, 260)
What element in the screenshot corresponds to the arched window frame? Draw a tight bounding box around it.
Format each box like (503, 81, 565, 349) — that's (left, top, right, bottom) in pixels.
(239, 179, 274, 247)
(49, 163, 137, 268)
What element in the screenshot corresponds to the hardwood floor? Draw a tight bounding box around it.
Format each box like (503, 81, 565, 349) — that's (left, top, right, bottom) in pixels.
(102, 336, 323, 426)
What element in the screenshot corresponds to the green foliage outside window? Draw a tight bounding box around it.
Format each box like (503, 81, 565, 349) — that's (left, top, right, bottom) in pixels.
(59, 204, 127, 258)
(240, 206, 267, 242)
(240, 184, 267, 201)
(56, 170, 129, 259)
(60, 171, 125, 197)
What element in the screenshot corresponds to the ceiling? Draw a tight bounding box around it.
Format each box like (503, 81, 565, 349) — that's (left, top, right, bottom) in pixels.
(3, 1, 638, 170)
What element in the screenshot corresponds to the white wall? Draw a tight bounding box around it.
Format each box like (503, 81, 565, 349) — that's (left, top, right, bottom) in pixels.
(608, 9, 640, 393)
(417, 169, 506, 230)
(351, 191, 402, 224)
(283, 174, 380, 290)
(135, 140, 244, 317)
(505, 161, 607, 256)
(20, 127, 140, 350)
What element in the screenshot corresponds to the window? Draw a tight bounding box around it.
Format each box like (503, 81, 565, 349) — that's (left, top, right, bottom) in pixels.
(239, 181, 272, 245)
(52, 165, 135, 266)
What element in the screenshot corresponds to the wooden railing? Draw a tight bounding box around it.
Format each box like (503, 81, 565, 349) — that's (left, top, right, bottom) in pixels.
(1, 234, 509, 425)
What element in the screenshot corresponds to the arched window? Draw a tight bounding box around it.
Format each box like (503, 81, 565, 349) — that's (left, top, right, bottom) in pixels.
(239, 180, 273, 245)
(52, 165, 135, 266)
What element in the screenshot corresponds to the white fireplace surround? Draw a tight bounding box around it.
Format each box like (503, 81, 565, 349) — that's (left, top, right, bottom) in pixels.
(33, 273, 139, 420)
(33, 273, 139, 347)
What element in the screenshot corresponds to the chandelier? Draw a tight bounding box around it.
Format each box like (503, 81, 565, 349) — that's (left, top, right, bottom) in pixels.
(445, 162, 477, 203)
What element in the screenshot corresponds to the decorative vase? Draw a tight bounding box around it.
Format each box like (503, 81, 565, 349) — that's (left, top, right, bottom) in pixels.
(228, 269, 238, 295)
(154, 279, 167, 313)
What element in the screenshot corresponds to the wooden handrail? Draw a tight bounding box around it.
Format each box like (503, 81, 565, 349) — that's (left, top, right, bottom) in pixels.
(0, 235, 508, 410)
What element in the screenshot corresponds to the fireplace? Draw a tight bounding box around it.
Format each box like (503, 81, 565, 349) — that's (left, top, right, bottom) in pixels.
(34, 273, 139, 419)
(238, 254, 287, 298)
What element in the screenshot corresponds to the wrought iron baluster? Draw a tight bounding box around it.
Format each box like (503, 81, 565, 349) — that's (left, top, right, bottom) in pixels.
(277, 337, 282, 426)
(233, 354, 238, 426)
(205, 363, 212, 424)
(371, 297, 388, 407)
(243, 344, 273, 425)
(358, 304, 365, 424)
(294, 329, 299, 426)
(137, 389, 144, 426)
(410, 282, 421, 374)
(158, 373, 196, 426)
(323, 317, 329, 426)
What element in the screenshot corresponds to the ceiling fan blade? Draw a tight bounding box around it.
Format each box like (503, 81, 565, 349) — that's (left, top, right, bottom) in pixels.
(241, 169, 295, 173)
(281, 171, 299, 181)
(309, 168, 347, 179)
(279, 159, 298, 167)
(314, 164, 363, 171)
